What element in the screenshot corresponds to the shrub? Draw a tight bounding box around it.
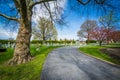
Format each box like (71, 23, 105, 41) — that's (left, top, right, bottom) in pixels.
(86, 40, 97, 43)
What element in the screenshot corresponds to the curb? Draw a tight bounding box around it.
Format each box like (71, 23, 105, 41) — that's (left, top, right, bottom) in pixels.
(79, 51, 120, 67)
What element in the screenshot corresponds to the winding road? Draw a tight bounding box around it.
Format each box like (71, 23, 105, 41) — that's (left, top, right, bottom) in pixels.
(41, 46, 120, 80)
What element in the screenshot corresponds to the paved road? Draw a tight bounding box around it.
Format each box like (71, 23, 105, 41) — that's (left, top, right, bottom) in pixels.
(40, 46, 120, 80)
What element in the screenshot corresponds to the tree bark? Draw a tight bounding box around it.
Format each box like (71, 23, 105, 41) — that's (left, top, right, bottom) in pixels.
(9, 22, 32, 64)
(8, 0, 33, 65)
(8, 19, 32, 65)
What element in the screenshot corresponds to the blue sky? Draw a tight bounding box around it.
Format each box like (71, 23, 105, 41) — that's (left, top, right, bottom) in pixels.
(57, 11, 86, 40)
(0, 0, 120, 40)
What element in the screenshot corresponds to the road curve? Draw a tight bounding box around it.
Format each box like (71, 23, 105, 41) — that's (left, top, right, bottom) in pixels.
(40, 46, 120, 80)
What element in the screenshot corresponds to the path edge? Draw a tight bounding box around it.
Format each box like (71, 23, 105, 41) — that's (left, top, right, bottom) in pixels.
(79, 50, 120, 67)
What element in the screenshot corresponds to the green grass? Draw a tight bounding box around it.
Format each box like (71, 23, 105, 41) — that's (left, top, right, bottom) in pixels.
(79, 45, 120, 65)
(0, 46, 59, 80)
(0, 48, 14, 64)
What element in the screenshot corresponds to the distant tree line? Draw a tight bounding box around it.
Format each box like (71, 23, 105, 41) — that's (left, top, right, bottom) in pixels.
(0, 39, 76, 46)
(0, 40, 14, 43)
(31, 39, 76, 45)
(0, 40, 15, 48)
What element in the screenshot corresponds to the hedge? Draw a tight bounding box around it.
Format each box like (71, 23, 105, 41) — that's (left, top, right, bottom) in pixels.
(0, 39, 76, 45)
(86, 40, 97, 43)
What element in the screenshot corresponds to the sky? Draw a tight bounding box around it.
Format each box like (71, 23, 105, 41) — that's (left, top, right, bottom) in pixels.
(57, 13, 87, 40)
(0, 0, 120, 40)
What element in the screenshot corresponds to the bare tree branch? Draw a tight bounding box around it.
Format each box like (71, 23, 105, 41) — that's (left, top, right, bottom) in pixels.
(95, 0, 105, 4)
(32, 17, 57, 40)
(43, 2, 53, 21)
(13, 0, 20, 12)
(77, 0, 91, 5)
(30, 0, 56, 10)
(77, 0, 105, 5)
(0, 13, 19, 22)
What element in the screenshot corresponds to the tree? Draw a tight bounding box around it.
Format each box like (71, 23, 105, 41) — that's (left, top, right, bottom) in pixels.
(99, 11, 119, 29)
(109, 30, 120, 43)
(99, 11, 119, 44)
(90, 26, 120, 46)
(78, 19, 97, 44)
(32, 17, 57, 41)
(90, 27, 106, 46)
(0, 0, 59, 65)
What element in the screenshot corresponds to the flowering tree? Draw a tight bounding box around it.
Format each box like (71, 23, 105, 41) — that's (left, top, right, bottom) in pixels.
(90, 26, 120, 46)
(90, 27, 106, 46)
(110, 30, 120, 43)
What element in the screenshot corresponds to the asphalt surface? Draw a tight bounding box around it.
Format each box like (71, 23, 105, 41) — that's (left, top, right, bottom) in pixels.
(40, 46, 120, 80)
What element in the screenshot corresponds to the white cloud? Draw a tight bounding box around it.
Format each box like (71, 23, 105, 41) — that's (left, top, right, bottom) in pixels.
(0, 27, 17, 40)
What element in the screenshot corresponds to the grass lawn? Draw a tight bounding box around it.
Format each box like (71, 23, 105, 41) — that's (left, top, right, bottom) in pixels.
(0, 46, 59, 80)
(79, 45, 120, 65)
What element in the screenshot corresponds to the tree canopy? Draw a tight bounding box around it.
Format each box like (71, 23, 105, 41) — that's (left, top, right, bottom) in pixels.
(77, 19, 97, 43)
(32, 17, 57, 41)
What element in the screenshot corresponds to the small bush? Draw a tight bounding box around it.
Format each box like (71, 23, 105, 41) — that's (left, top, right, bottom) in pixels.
(86, 40, 97, 43)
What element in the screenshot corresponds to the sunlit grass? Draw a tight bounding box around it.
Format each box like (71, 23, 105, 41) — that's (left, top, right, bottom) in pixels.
(79, 45, 120, 65)
(0, 46, 59, 80)
(0, 48, 13, 64)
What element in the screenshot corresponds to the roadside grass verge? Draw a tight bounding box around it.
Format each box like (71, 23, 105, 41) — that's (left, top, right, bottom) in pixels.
(79, 45, 120, 65)
(0, 46, 59, 80)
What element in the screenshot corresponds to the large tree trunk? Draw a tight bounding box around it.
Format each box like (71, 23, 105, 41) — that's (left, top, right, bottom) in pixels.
(8, 19, 32, 65)
(8, 0, 33, 65)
